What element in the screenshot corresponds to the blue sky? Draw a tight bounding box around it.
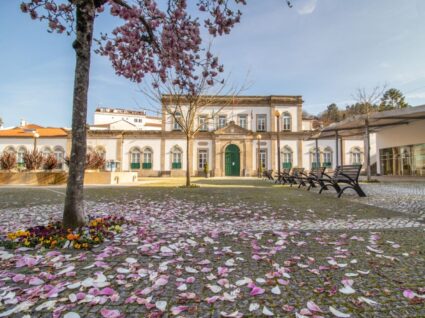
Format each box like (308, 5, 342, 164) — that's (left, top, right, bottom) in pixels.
(1, 0, 425, 127)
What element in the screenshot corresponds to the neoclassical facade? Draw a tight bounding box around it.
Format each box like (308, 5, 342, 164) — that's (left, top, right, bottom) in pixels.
(0, 96, 366, 176)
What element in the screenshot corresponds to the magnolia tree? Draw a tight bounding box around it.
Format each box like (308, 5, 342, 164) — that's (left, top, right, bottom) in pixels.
(21, 0, 248, 229)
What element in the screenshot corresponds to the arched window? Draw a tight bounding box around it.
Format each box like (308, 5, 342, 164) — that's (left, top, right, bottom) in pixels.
(282, 112, 292, 131)
(171, 146, 182, 169)
(323, 147, 333, 167)
(350, 147, 363, 165)
(310, 147, 321, 169)
(95, 146, 106, 158)
(52, 146, 64, 169)
(41, 146, 52, 157)
(17, 146, 26, 167)
(129, 147, 141, 169)
(4, 146, 16, 154)
(281, 146, 293, 169)
(142, 147, 153, 169)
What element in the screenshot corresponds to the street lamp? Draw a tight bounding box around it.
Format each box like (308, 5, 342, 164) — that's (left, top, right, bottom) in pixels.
(32, 131, 40, 151)
(257, 134, 262, 177)
(274, 110, 281, 177)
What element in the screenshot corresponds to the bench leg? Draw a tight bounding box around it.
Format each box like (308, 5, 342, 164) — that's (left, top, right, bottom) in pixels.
(337, 184, 367, 198)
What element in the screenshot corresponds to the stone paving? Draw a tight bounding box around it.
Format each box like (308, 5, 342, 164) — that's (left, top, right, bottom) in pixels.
(311, 182, 425, 218)
(0, 182, 424, 318)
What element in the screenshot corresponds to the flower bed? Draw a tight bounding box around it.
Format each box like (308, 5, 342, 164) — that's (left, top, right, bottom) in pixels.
(1, 216, 129, 250)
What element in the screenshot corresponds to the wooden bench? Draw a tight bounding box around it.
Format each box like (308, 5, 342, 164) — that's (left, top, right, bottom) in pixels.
(287, 167, 305, 187)
(263, 170, 274, 181)
(297, 166, 327, 190)
(318, 165, 366, 198)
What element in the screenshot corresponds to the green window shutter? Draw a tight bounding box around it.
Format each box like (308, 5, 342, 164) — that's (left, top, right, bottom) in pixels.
(131, 162, 140, 169)
(142, 162, 152, 169)
(172, 162, 182, 169)
(323, 162, 332, 168)
(283, 162, 292, 169)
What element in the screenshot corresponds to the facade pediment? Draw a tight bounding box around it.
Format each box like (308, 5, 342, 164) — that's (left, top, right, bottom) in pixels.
(213, 121, 252, 136)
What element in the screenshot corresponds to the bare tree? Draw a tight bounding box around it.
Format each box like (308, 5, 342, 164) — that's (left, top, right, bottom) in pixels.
(351, 85, 387, 181)
(142, 66, 246, 187)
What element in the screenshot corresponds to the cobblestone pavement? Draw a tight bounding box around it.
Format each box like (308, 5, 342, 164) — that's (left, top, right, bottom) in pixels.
(0, 184, 425, 318)
(308, 182, 425, 218)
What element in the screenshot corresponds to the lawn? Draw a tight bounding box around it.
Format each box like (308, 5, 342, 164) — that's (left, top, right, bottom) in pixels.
(0, 178, 424, 318)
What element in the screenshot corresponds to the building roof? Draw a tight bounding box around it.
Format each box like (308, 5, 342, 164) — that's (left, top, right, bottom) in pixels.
(161, 95, 303, 106)
(312, 105, 425, 139)
(95, 107, 146, 116)
(0, 124, 68, 138)
(144, 122, 162, 127)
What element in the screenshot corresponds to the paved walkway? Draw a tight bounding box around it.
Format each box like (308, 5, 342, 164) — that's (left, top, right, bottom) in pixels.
(0, 183, 424, 318)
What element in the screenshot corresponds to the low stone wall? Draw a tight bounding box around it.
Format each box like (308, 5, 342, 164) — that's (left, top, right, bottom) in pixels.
(0, 171, 68, 185)
(0, 171, 138, 185)
(84, 171, 138, 185)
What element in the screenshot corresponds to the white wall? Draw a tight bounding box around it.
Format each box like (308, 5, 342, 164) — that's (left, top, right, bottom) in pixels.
(164, 139, 187, 171)
(0, 138, 67, 154)
(275, 105, 299, 132)
(122, 139, 161, 171)
(87, 138, 117, 161)
(376, 120, 425, 174)
(302, 139, 337, 169)
(164, 104, 300, 133)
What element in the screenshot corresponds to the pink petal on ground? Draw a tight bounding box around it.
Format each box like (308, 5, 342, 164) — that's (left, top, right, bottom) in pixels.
(206, 296, 221, 304)
(99, 287, 115, 296)
(28, 277, 44, 286)
(403, 290, 415, 299)
(282, 304, 295, 312)
(307, 300, 323, 312)
(12, 274, 25, 282)
(100, 308, 122, 318)
(186, 276, 196, 283)
(250, 286, 265, 296)
(171, 305, 189, 315)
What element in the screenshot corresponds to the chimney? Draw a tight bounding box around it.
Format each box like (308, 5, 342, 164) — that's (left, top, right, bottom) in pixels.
(20, 119, 27, 127)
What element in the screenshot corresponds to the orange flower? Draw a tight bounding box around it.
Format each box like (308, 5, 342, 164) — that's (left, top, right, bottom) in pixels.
(66, 233, 79, 241)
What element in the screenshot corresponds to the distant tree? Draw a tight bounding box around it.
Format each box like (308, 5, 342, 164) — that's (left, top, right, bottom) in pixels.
(0, 117, 3, 128)
(319, 103, 342, 125)
(349, 85, 387, 116)
(379, 88, 410, 111)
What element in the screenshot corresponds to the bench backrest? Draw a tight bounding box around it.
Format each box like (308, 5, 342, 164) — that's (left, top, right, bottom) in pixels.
(291, 167, 305, 176)
(309, 166, 326, 178)
(334, 165, 362, 181)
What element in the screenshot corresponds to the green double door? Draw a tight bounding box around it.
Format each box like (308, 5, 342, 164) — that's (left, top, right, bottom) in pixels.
(225, 144, 240, 176)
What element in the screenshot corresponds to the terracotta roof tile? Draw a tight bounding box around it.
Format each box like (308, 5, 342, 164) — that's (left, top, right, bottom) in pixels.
(0, 125, 68, 138)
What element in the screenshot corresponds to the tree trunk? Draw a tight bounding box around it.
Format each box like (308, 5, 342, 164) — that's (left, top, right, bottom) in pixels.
(186, 135, 191, 187)
(63, 1, 95, 229)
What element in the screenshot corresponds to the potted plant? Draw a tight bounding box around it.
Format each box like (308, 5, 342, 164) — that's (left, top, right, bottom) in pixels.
(204, 163, 210, 178)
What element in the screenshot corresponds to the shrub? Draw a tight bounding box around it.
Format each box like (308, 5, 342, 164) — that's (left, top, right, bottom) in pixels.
(23, 149, 43, 170)
(64, 151, 106, 170)
(0, 151, 17, 171)
(43, 153, 58, 170)
(86, 151, 106, 170)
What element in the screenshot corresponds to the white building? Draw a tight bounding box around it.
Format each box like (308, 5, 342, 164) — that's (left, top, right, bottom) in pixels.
(0, 95, 368, 176)
(92, 107, 162, 131)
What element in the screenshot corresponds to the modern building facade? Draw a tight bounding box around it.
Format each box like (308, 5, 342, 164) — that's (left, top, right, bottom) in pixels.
(0, 95, 367, 176)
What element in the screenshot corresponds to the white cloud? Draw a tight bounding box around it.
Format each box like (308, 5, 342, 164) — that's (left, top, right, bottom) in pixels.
(296, 0, 318, 15)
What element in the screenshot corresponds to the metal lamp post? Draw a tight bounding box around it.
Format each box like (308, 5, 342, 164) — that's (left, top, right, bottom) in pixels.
(257, 134, 262, 177)
(32, 132, 40, 151)
(274, 110, 281, 176)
